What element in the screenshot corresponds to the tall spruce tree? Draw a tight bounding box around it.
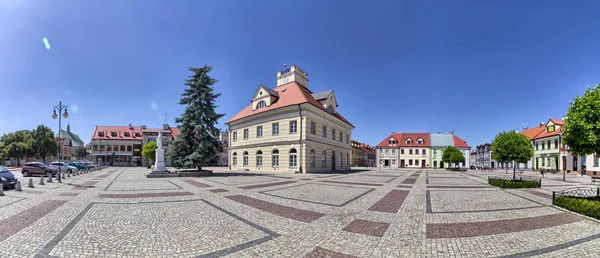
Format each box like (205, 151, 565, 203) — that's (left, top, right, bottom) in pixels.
(169, 66, 225, 171)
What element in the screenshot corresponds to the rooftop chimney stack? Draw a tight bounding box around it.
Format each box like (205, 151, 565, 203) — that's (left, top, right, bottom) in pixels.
(128, 124, 133, 129)
(163, 124, 169, 130)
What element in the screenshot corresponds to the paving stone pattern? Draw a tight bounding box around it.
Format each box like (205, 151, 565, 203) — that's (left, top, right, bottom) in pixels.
(1, 167, 600, 257)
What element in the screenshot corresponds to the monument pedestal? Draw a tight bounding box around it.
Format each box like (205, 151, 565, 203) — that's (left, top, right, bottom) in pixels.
(146, 145, 178, 178)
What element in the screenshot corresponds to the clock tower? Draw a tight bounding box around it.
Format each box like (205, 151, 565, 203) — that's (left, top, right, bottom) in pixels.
(276, 64, 309, 88)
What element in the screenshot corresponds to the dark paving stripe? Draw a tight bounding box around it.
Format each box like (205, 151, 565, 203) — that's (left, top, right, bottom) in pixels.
(226, 195, 325, 223)
(426, 213, 582, 239)
(322, 180, 383, 187)
(98, 191, 193, 198)
(208, 189, 229, 193)
(183, 179, 211, 188)
(523, 189, 553, 199)
(0, 200, 67, 242)
(368, 190, 409, 213)
(59, 192, 80, 197)
(496, 232, 600, 258)
(427, 185, 493, 189)
(72, 187, 88, 190)
(319, 174, 341, 178)
(263, 175, 295, 179)
(343, 219, 390, 237)
(82, 180, 100, 186)
(401, 178, 417, 185)
(239, 181, 296, 189)
(299, 178, 313, 181)
(304, 247, 358, 258)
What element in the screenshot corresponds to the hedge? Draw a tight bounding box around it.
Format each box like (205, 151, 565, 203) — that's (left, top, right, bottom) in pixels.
(554, 196, 600, 220)
(488, 178, 541, 188)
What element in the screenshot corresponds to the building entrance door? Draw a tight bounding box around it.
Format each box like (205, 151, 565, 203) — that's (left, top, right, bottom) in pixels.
(433, 161, 437, 168)
(400, 159, 405, 167)
(384, 160, 389, 167)
(332, 151, 336, 171)
(440, 161, 444, 168)
(574, 157, 578, 172)
(421, 160, 426, 168)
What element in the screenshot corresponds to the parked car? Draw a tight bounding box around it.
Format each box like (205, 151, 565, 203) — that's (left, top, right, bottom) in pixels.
(0, 165, 18, 189)
(49, 162, 78, 174)
(21, 162, 57, 177)
(470, 165, 476, 169)
(68, 162, 88, 170)
(79, 161, 96, 169)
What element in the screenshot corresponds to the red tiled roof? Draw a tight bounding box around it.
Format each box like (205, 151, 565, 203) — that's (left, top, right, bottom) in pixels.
(533, 126, 563, 140)
(399, 133, 431, 147)
(225, 82, 354, 127)
(520, 125, 545, 139)
(170, 127, 181, 139)
(376, 133, 402, 147)
(91, 126, 143, 141)
(452, 135, 471, 148)
(550, 119, 564, 125)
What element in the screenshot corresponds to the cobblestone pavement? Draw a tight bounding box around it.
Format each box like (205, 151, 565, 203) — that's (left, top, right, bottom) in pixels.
(1, 167, 600, 257)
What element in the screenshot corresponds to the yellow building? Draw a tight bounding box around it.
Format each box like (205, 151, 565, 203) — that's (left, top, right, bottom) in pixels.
(350, 140, 363, 166)
(225, 65, 354, 173)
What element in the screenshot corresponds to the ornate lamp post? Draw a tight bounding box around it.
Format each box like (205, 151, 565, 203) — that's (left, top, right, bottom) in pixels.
(52, 101, 69, 183)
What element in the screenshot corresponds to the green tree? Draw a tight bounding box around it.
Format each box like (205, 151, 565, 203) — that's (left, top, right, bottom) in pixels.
(169, 66, 225, 171)
(0, 130, 34, 166)
(491, 130, 534, 180)
(563, 84, 600, 157)
(73, 146, 90, 159)
(442, 146, 465, 168)
(142, 142, 157, 164)
(32, 125, 58, 163)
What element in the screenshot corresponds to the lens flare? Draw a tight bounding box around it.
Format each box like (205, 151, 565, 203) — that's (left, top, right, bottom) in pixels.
(42, 37, 51, 49)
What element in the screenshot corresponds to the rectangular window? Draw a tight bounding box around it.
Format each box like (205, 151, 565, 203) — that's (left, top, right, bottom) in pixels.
(290, 155, 297, 168)
(392, 159, 396, 165)
(322, 125, 327, 137)
(409, 149, 413, 155)
(434, 150, 437, 155)
(332, 129, 336, 140)
(401, 149, 404, 154)
(120, 145, 125, 151)
(415, 149, 419, 155)
(536, 142, 538, 150)
(100, 145, 105, 151)
(257, 156, 262, 167)
(554, 139, 558, 149)
(107, 145, 112, 151)
(311, 122, 316, 134)
(594, 155, 599, 167)
(547, 140, 551, 149)
(93, 145, 98, 151)
(272, 155, 279, 167)
(422, 149, 426, 155)
(233, 132, 237, 141)
(415, 159, 419, 166)
(542, 142, 545, 150)
(272, 123, 279, 135)
(409, 159, 413, 165)
(243, 129, 249, 140)
(392, 149, 396, 154)
(243, 155, 248, 166)
(385, 149, 389, 154)
(289, 120, 297, 134)
(127, 146, 132, 152)
(257, 126, 263, 138)
(346, 135, 349, 144)
(339, 132, 342, 142)
(233, 157, 237, 166)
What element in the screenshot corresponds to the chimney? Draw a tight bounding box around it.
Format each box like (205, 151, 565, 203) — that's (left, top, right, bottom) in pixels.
(128, 124, 133, 129)
(163, 124, 169, 130)
(142, 125, 147, 130)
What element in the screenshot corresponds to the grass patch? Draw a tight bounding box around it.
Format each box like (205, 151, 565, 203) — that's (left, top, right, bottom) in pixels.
(488, 178, 541, 188)
(554, 196, 600, 220)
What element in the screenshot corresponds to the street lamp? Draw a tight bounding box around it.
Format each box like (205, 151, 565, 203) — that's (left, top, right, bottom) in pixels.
(52, 101, 69, 183)
(559, 131, 565, 181)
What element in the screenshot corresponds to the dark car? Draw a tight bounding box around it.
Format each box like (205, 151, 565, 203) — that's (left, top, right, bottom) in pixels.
(0, 165, 18, 189)
(69, 162, 88, 170)
(21, 162, 57, 177)
(470, 165, 476, 169)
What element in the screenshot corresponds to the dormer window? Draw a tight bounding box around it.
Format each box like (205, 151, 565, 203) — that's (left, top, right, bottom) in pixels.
(417, 138, 424, 144)
(134, 132, 141, 137)
(406, 139, 413, 144)
(547, 125, 555, 133)
(124, 132, 131, 137)
(111, 132, 117, 137)
(98, 132, 104, 137)
(256, 101, 267, 109)
(388, 138, 397, 145)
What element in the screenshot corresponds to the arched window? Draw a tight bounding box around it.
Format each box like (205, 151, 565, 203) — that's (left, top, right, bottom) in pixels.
(322, 150, 327, 168)
(289, 148, 298, 168)
(232, 152, 237, 166)
(256, 101, 267, 109)
(272, 149, 279, 167)
(243, 151, 248, 166)
(310, 150, 316, 168)
(256, 150, 263, 167)
(417, 138, 424, 144)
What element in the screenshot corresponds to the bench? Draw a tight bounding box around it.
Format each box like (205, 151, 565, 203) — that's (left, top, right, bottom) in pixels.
(518, 169, 524, 175)
(592, 176, 600, 185)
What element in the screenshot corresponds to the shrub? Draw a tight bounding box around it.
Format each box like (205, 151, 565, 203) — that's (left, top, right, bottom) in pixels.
(488, 178, 541, 188)
(554, 196, 600, 220)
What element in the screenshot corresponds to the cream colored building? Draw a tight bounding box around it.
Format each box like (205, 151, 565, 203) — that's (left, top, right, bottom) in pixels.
(225, 65, 354, 173)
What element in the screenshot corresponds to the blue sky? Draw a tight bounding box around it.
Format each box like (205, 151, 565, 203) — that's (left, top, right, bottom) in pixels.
(1, 0, 599, 148)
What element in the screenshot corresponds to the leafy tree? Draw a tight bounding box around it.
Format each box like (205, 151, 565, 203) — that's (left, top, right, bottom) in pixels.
(169, 66, 225, 171)
(442, 146, 465, 168)
(0, 130, 34, 166)
(491, 131, 534, 180)
(142, 142, 157, 164)
(73, 146, 90, 159)
(563, 84, 600, 156)
(31, 125, 58, 163)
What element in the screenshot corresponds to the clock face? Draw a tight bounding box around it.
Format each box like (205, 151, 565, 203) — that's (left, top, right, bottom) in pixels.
(283, 77, 289, 83)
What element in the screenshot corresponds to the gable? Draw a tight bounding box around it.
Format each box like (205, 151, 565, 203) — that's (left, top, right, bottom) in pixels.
(252, 85, 279, 100)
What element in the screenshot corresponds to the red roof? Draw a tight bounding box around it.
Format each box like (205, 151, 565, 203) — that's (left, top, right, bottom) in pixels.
(170, 127, 181, 139)
(520, 125, 545, 139)
(91, 126, 143, 141)
(452, 135, 470, 148)
(533, 127, 562, 140)
(226, 82, 353, 127)
(376, 133, 402, 147)
(550, 119, 564, 125)
(400, 133, 431, 147)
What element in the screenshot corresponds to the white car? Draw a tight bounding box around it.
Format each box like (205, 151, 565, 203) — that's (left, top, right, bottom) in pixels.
(49, 162, 78, 174)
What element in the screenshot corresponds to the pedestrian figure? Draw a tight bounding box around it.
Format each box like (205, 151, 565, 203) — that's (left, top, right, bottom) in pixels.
(541, 169, 545, 178)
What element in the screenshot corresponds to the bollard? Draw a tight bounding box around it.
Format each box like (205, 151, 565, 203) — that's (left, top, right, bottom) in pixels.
(47, 174, 53, 183)
(16, 181, 22, 191)
(0, 186, 4, 196)
(62, 173, 66, 179)
(28, 178, 34, 188)
(39, 176, 45, 185)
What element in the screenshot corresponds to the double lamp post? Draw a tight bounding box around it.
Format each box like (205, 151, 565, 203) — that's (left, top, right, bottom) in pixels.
(52, 101, 69, 183)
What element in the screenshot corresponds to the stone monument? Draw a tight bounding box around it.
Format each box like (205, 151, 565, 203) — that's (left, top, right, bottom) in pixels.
(146, 131, 177, 177)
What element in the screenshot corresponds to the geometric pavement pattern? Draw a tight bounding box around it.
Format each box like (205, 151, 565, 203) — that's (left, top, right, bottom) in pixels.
(0, 166, 599, 257)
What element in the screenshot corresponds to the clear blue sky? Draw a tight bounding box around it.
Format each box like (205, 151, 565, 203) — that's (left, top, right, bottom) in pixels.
(1, 0, 599, 148)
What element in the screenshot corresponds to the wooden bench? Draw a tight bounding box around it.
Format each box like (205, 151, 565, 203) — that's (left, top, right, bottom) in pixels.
(592, 176, 600, 184)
